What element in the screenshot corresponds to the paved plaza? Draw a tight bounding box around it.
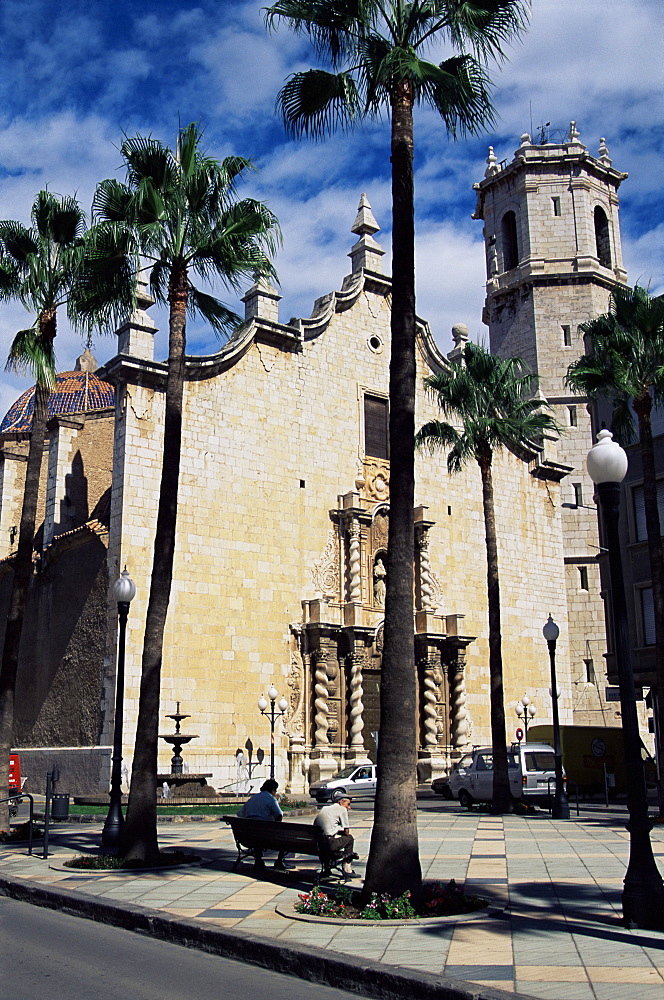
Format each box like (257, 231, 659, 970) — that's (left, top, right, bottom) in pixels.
(1, 799, 663, 999)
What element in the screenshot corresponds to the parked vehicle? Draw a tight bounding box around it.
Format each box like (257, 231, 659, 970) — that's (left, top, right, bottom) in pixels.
(449, 743, 562, 808)
(527, 724, 656, 798)
(309, 764, 377, 802)
(431, 775, 453, 799)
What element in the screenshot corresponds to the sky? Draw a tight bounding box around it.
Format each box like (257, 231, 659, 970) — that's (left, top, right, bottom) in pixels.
(0, 0, 662, 417)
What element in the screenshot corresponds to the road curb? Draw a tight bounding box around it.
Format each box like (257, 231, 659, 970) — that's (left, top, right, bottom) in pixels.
(0, 873, 533, 1000)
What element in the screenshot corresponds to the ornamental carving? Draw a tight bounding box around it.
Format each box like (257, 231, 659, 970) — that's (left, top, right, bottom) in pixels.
(362, 459, 390, 502)
(284, 645, 304, 735)
(311, 529, 339, 599)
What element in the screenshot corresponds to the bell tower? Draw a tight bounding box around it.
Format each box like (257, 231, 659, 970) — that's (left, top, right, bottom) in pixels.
(473, 123, 629, 723)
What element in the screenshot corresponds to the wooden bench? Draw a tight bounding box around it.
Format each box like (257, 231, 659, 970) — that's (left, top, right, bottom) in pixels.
(222, 815, 348, 879)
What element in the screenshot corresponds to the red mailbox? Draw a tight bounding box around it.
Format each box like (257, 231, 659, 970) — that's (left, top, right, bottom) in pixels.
(9, 753, 21, 791)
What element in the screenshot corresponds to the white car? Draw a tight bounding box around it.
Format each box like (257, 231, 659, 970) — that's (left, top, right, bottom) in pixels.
(309, 764, 377, 802)
(449, 743, 562, 808)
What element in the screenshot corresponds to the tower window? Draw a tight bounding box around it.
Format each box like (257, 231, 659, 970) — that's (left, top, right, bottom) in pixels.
(501, 211, 519, 271)
(568, 406, 578, 427)
(594, 206, 612, 268)
(562, 325, 572, 346)
(632, 481, 664, 542)
(573, 483, 583, 506)
(552, 197, 561, 217)
(641, 587, 655, 646)
(579, 566, 589, 591)
(364, 395, 389, 460)
(584, 658, 595, 683)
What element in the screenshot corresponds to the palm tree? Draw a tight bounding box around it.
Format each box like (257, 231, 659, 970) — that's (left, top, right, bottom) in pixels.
(416, 342, 558, 813)
(566, 283, 664, 815)
(93, 123, 280, 862)
(265, 0, 530, 897)
(0, 191, 133, 832)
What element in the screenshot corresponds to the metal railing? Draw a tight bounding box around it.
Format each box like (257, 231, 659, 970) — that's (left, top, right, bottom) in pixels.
(0, 793, 35, 855)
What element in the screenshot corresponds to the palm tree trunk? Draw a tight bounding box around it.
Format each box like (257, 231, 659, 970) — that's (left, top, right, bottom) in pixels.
(121, 264, 187, 862)
(0, 378, 50, 832)
(478, 450, 511, 813)
(364, 79, 422, 903)
(634, 394, 664, 816)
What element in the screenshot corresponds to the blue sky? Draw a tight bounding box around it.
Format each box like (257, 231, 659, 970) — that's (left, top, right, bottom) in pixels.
(0, 0, 662, 416)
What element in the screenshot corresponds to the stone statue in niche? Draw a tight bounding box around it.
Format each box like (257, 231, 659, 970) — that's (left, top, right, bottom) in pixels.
(373, 554, 387, 608)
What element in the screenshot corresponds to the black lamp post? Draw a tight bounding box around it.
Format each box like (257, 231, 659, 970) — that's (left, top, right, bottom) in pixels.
(542, 614, 570, 819)
(102, 568, 136, 849)
(587, 429, 664, 928)
(258, 685, 288, 780)
(515, 694, 536, 739)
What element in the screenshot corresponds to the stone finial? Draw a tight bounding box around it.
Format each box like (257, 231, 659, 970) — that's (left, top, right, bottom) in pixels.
(242, 271, 281, 322)
(569, 121, 580, 142)
(349, 194, 384, 273)
(448, 323, 469, 362)
(352, 193, 380, 237)
(451, 323, 469, 349)
(598, 137, 612, 165)
(519, 132, 532, 147)
(74, 347, 98, 373)
(485, 146, 499, 178)
(135, 273, 155, 310)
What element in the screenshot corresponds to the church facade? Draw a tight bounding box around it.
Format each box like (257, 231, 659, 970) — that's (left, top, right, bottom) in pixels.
(0, 126, 644, 795)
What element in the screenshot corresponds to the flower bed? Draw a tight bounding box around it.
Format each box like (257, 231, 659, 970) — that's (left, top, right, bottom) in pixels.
(294, 880, 486, 921)
(63, 850, 199, 870)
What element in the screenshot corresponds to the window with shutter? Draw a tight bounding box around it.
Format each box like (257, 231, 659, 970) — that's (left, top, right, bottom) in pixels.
(641, 587, 655, 646)
(364, 395, 389, 460)
(632, 481, 664, 542)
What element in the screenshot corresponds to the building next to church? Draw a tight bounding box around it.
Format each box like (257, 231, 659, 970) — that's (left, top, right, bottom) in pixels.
(0, 126, 654, 795)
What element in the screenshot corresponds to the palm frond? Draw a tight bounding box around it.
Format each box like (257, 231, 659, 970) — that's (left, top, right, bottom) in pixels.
(187, 286, 240, 337)
(120, 134, 176, 192)
(0, 221, 39, 264)
(277, 69, 362, 138)
(92, 179, 135, 224)
(6, 326, 57, 387)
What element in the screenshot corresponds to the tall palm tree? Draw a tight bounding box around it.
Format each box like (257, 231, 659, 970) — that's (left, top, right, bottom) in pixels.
(93, 123, 280, 862)
(416, 342, 558, 813)
(0, 191, 133, 832)
(265, 0, 530, 897)
(566, 283, 664, 815)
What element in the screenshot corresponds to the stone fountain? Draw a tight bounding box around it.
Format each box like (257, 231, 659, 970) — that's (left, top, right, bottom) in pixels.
(157, 702, 215, 799)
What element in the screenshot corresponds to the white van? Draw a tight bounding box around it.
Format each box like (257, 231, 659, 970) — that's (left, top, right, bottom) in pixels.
(449, 743, 562, 808)
(309, 764, 377, 802)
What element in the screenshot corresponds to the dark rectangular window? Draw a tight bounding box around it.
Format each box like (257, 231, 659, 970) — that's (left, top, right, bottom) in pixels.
(573, 483, 583, 506)
(579, 566, 589, 591)
(552, 197, 561, 217)
(584, 658, 595, 683)
(364, 395, 389, 459)
(641, 587, 655, 646)
(562, 324, 571, 346)
(568, 406, 578, 427)
(632, 481, 664, 542)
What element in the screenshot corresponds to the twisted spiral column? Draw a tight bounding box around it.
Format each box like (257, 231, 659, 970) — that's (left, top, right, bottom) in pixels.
(421, 657, 440, 749)
(418, 529, 433, 611)
(348, 653, 365, 748)
(349, 519, 361, 602)
(450, 657, 470, 749)
(326, 655, 340, 743)
(313, 651, 330, 747)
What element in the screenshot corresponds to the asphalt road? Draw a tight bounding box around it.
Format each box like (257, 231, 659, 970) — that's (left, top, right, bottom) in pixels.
(0, 896, 373, 1000)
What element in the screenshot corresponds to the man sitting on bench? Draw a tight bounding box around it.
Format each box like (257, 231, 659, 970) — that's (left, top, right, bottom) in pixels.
(314, 795, 358, 877)
(237, 779, 293, 871)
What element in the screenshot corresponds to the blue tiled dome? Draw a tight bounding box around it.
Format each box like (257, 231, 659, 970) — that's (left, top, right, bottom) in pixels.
(0, 368, 115, 434)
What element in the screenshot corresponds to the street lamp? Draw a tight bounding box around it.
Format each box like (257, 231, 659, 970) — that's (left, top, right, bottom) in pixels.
(258, 685, 288, 780)
(515, 694, 536, 739)
(102, 567, 136, 849)
(587, 429, 664, 928)
(542, 615, 569, 819)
